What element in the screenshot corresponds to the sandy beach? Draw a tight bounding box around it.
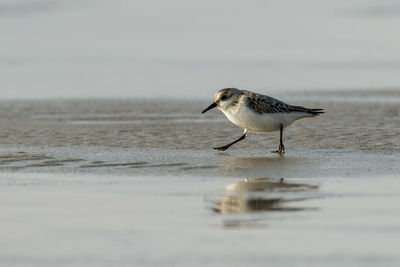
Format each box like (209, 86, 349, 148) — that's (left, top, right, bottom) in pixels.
(0, 90, 399, 266)
(0, 90, 399, 177)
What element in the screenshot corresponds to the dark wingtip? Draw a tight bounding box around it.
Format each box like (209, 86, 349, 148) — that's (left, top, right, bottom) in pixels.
(308, 108, 325, 115)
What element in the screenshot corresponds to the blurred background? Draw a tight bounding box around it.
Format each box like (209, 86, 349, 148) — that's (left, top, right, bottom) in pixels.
(1, 0, 400, 99)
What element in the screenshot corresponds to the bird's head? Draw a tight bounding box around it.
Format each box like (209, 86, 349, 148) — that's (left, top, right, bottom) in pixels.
(202, 88, 242, 113)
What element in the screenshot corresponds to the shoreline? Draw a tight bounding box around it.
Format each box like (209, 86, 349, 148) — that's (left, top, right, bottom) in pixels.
(0, 145, 399, 178)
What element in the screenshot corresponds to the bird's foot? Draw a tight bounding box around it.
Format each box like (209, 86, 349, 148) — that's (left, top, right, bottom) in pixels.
(213, 145, 230, 151)
(271, 144, 285, 154)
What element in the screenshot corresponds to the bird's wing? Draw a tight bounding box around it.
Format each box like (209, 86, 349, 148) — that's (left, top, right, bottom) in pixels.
(244, 91, 292, 114)
(244, 91, 324, 115)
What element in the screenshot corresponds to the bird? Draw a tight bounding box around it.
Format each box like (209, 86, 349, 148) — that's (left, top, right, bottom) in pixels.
(201, 88, 324, 153)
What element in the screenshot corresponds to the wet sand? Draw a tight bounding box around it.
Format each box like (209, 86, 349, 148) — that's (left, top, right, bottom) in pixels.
(0, 90, 400, 266)
(0, 90, 399, 176)
(0, 91, 399, 152)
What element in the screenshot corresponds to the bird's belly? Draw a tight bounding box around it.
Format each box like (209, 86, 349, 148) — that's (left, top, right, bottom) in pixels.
(222, 108, 281, 132)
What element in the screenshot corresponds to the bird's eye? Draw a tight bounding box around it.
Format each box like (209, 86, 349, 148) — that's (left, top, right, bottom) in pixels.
(221, 95, 227, 101)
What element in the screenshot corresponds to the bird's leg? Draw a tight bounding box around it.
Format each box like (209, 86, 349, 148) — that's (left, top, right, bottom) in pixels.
(271, 125, 285, 154)
(214, 129, 247, 151)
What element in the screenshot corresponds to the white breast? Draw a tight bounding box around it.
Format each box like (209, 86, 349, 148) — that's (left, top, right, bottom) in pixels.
(220, 105, 281, 132)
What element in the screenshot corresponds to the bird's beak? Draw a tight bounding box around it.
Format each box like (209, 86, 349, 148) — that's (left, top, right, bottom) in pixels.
(202, 102, 217, 113)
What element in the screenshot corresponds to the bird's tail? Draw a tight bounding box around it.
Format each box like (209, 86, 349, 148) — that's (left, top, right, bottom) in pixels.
(290, 105, 325, 116)
(307, 108, 325, 116)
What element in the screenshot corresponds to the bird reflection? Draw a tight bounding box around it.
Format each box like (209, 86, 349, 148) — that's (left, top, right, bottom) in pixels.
(212, 177, 318, 214)
(221, 156, 316, 178)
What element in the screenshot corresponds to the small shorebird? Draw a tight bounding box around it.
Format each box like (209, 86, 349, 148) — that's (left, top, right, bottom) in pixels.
(202, 88, 324, 153)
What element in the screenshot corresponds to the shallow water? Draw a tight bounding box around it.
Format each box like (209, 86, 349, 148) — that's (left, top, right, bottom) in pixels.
(0, 92, 400, 266)
(2, 1, 400, 99)
(1, 173, 400, 267)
